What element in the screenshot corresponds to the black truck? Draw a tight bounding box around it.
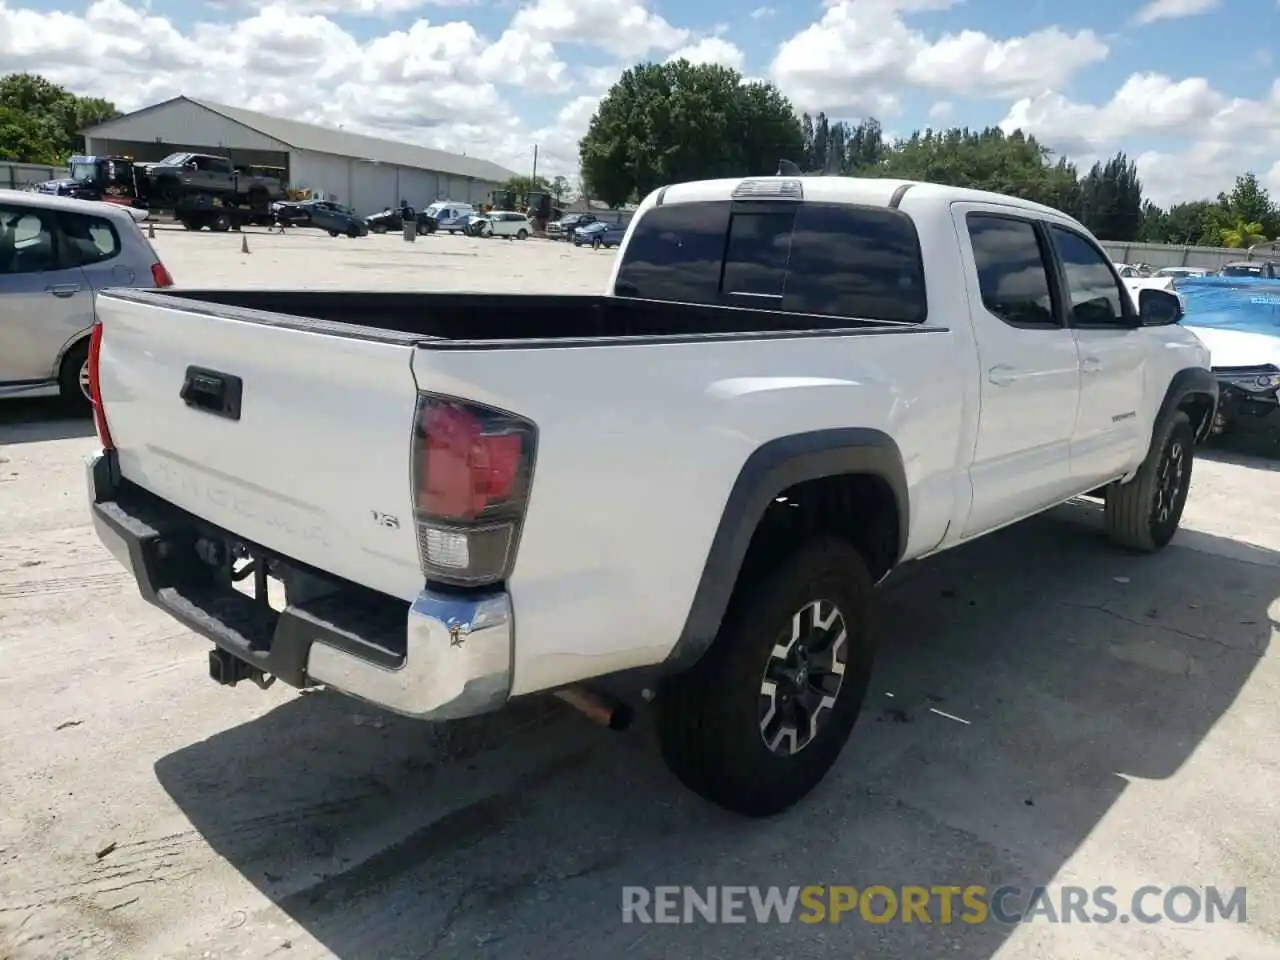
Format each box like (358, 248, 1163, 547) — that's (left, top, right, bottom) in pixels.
(133, 153, 287, 211)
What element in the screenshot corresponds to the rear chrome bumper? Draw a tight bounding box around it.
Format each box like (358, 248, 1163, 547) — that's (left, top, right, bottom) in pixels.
(86, 452, 512, 721)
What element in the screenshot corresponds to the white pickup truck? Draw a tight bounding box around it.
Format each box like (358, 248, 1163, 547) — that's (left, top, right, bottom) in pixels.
(86, 176, 1217, 817)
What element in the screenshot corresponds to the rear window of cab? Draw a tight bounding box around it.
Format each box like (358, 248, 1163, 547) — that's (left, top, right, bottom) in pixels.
(613, 200, 927, 325)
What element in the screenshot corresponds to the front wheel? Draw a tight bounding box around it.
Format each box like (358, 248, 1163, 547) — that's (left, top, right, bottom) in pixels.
(1104, 410, 1194, 552)
(371, 223, 387, 234)
(328, 230, 339, 237)
(658, 538, 876, 817)
(516, 229, 529, 240)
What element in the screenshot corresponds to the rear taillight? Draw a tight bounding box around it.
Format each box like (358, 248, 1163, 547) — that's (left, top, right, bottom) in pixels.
(412, 394, 537, 586)
(151, 261, 174, 287)
(88, 321, 114, 451)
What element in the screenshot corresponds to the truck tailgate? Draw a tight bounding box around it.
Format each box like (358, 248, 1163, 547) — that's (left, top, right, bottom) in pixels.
(94, 291, 426, 601)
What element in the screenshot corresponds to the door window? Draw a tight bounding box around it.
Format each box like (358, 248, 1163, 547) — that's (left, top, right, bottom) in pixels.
(0, 204, 59, 275)
(1049, 225, 1129, 326)
(59, 212, 121, 267)
(966, 214, 1059, 328)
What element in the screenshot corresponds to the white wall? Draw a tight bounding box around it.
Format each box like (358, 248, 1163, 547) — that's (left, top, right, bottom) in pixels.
(286, 150, 502, 214)
(288, 151, 351, 203)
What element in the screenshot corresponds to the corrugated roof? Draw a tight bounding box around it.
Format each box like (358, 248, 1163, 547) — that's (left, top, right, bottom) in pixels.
(89, 96, 520, 183)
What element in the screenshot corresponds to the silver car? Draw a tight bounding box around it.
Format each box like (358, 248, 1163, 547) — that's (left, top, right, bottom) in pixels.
(0, 189, 172, 408)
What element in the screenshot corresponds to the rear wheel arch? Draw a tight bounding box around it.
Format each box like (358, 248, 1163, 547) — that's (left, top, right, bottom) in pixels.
(664, 428, 909, 672)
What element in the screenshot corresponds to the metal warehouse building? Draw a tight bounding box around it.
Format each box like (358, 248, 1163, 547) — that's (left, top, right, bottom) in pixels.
(80, 96, 519, 215)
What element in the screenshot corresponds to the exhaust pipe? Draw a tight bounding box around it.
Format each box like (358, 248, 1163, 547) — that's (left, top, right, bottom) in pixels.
(554, 685, 633, 731)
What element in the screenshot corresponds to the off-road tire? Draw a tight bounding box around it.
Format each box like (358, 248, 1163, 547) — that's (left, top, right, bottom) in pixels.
(657, 537, 877, 818)
(1104, 410, 1194, 552)
(58, 339, 91, 412)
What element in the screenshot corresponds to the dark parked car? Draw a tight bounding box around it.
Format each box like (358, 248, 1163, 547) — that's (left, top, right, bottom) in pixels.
(272, 199, 367, 237)
(573, 220, 627, 249)
(364, 205, 434, 235)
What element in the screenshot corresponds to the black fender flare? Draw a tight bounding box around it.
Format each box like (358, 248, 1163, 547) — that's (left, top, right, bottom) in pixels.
(1154, 367, 1219, 448)
(664, 428, 909, 672)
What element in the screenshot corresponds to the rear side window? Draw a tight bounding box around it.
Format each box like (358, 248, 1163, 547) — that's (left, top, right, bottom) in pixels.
(784, 205, 926, 324)
(966, 214, 1058, 328)
(613, 202, 728, 304)
(615, 200, 928, 324)
(59, 211, 121, 267)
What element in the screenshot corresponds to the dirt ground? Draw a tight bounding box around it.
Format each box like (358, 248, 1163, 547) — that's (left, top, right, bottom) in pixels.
(1, 227, 1278, 960)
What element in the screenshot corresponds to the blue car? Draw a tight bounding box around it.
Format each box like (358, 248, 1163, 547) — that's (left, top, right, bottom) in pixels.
(573, 220, 627, 249)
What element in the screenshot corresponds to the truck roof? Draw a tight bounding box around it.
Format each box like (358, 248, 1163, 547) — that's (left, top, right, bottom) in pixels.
(655, 176, 1076, 222)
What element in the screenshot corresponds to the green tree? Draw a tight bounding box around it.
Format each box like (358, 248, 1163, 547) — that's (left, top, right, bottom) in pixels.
(1222, 173, 1276, 239)
(549, 175, 572, 203)
(0, 73, 120, 162)
(879, 126, 1080, 212)
(579, 59, 803, 207)
(499, 175, 551, 196)
(1079, 152, 1143, 241)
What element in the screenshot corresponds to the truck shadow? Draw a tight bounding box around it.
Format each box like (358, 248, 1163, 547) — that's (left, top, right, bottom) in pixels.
(153, 508, 1277, 959)
(0, 398, 95, 444)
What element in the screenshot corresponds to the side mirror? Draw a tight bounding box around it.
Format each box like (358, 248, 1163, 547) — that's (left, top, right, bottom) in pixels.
(1138, 288, 1182, 326)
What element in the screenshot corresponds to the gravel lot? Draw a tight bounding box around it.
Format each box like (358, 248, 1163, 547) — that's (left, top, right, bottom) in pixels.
(1, 227, 1278, 960)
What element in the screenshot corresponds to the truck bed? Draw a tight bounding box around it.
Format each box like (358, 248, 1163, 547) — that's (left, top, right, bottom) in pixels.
(100, 289, 919, 344)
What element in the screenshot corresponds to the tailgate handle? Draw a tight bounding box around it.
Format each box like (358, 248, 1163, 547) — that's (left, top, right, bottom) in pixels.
(180, 366, 242, 421)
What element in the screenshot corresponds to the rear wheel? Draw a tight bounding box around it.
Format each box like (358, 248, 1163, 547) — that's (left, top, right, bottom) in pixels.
(658, 538, 876, 817)
(372, 223, 387, 234)
(210, 212, 232, 232)
(59, 340, 91, 412)
(328, 229, 339, 237)
(1104, 411, 1194, 552)
(517, 228, 529, 240)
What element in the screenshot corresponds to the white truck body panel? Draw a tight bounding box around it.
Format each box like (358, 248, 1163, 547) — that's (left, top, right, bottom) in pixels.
(412, 331, 967, 695)
(95, 298, 427, 601)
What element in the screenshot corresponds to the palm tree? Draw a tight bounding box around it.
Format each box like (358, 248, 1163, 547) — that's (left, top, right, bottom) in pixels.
(1219, 217, 1267, 248)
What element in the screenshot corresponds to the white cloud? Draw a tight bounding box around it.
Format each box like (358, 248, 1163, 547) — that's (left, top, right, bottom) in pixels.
(0, 0, 580, 178)
(927, 100, 953, 119)
(666, 37, 746, 71)
(1133, 0, 1219, 25)
(1001, 76, 1280, 205)
(269, 0, 480, 15)
(510, 0, 687, 58)
(769, 0, 1108, 114)
(907, 27, 1108, 97)
(749, 5, 774, 18)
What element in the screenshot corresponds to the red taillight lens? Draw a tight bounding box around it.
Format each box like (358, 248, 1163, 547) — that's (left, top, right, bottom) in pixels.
(151, 261, 174, 287)
(412, 394, 536, 586)
(88, 321, 114, 451)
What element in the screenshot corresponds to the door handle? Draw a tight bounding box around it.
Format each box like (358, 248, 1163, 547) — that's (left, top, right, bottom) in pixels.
(46, 284, 81, 298)
(180, 366, 243, 421)
(988, 364, 1018, 387)
(1080, 355, 1102, 374)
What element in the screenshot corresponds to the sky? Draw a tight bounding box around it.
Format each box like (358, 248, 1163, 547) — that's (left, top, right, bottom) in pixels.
(0, 0, 1276, 206)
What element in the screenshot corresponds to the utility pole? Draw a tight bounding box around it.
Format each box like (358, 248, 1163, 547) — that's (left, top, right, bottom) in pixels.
(531, 145, 538, 185)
